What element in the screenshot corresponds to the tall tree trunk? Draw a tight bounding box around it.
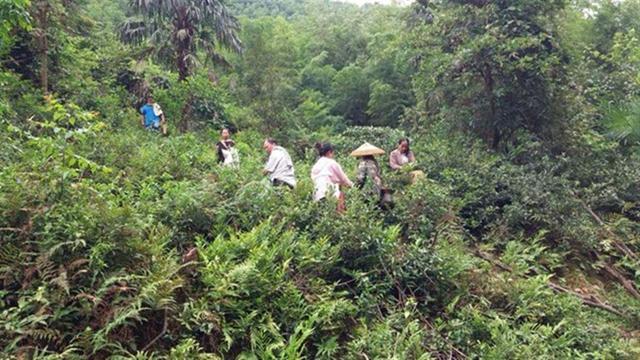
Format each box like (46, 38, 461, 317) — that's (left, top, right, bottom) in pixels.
(482, 63, 499, 149)
(174, 5, 193, 132)
(177, 45, 189, 82)
(177, 43, 191, 132)
(180, 95, 193, 133)
(174, 6, 191, 82)
(34, 1, 49, 94)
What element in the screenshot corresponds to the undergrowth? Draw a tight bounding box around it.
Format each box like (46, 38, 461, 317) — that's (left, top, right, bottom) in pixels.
(1, 99, 638, 358)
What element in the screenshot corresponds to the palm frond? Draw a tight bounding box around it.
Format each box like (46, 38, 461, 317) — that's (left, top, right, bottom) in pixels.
(207, 1, 242, 53)
(603, 98, 640, 146)
(122, 0, 242, 78)
(120, 17, 147, 44)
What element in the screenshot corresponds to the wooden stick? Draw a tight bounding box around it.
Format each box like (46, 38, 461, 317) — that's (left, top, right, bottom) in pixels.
(601, 263, 640, 300)
(570, 190, 638, 261)
(142, 308, 168, 352)
(404, 286, 468, 359)
(546, 282, 626, 318)
(473, 250, 627, 318)
(0, 227, 26, 233)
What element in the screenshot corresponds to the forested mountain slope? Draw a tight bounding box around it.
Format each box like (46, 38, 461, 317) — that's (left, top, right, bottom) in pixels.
(0, 0, 639, 358)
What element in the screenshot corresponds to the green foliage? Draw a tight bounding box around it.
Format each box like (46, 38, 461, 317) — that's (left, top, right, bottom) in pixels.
(1, 0, 640, 358)
(226, 0, 415, 136)
(299, 51, 336, 94)
(0, 0, 31, 55)
(294, 90, 342, 132)
(583, 29, 640, 105)
(603, 98, 640, 147)
(232, 16, 300, 135)
(194, 221, 353, 358)
(230, 0, 305, 19)
(331, 64, 370, 126)
(154, 72, 231, 131)
(121, 0, 241, 81)
(367, 80, 404, 126)
(412, 0, 570, 149)
(586, 0, 640, 54)
(1, 106, 639, 358)
(0, 70, 42, 121)
(345, 309, 432, 360)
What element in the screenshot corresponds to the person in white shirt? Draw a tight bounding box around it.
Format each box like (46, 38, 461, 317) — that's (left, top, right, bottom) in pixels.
(311, 143, 353, 201)
(216, 128, 239, 168)
(262, 138, 296, 188)
(311, 143, 353, 212)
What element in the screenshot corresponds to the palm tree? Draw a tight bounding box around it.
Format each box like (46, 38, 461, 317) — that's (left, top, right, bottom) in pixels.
(604, 99, 640, 148)
(121, 0, 242, 82)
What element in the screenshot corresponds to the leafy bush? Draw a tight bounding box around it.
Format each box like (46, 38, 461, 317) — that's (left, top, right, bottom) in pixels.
(1, 0, 640, 358)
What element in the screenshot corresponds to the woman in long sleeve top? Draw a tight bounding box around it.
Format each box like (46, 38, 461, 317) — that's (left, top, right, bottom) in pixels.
(311, 143, 353, 202)
(389, 138, 416, 170)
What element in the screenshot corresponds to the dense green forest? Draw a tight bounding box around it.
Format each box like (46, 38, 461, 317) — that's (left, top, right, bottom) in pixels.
(1, 0, 640, 358)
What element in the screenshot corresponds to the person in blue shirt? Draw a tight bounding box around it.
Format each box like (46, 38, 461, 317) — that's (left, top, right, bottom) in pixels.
(139, 96, 167, 134)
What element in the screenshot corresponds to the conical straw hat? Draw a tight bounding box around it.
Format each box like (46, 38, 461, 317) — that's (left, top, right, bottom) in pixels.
(350, 142, 385, 157)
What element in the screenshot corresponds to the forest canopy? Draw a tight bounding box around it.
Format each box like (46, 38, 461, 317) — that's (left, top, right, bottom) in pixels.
(0, 0, 639, 358)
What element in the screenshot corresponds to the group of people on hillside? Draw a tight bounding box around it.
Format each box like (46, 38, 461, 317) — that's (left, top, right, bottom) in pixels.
(137, 98, 417, 209)
(215, 128, 416, 210)
(145, 101, 417, 263)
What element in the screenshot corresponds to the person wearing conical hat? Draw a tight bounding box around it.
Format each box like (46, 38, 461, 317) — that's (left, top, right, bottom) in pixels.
(352, 143, 386, 206)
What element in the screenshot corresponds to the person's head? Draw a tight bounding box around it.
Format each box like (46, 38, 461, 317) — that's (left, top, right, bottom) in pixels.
(221, 128, 230, 140)
(315, 142, 334, 158)
(263, 138, 277, 153)
(398, 138, 410, 154)
(361, 155, 375, 161)
(146, 96, 154, 104)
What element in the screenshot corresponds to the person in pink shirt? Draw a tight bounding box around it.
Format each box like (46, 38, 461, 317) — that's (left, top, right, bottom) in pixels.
(389, 138, 416, 170)
(311, 143, 353, 209)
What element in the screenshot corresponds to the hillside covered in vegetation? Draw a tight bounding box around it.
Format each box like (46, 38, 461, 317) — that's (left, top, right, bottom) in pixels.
(1, 0, 639, 358)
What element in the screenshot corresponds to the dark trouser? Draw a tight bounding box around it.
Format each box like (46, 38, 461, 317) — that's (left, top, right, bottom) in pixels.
(272, 179, 294, 189)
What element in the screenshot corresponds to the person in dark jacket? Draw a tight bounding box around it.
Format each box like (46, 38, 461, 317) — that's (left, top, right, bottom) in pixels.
(215, 128, 238, 166)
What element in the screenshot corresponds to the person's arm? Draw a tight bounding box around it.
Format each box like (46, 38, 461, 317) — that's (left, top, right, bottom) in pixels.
(408, 151, 416, 163)
(389, 151, 401, 170)
(263, 152, 277, 175)
(140, 107, 145, 127)
(331, 162, 353, 187)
